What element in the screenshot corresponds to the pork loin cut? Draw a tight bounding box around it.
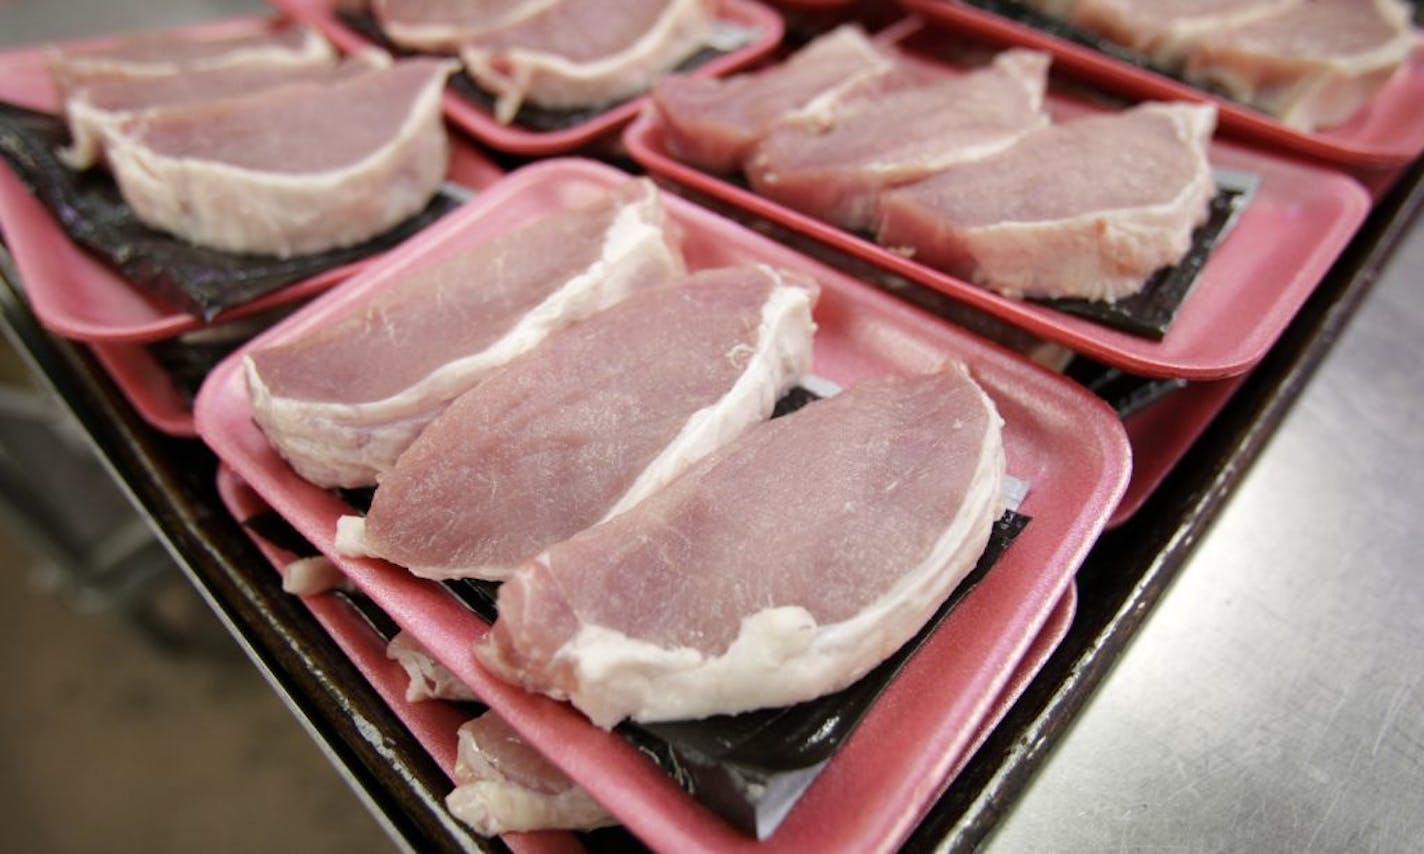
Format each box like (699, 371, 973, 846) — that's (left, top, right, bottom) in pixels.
(1070, 0, 1294, 67)
(245, 179, 683, 488)
(280, 555, 351, 596)
(459, 0, 715, 123)
(477, 365, 1006, 728)
(1184, 0, 1418, 130)
(387, 631, 479, 703)
(373, 0, 558, 53)
(876, 102, 1217, 303)
(745, 49, 1050, 232)
(447, 712, 616, 835)
(60, 58, 367, 170)
(50, 26, 333, 92)
(336, 266, 817, 581)
(103, 58, 453, 256)
(651, 25, 895, 173)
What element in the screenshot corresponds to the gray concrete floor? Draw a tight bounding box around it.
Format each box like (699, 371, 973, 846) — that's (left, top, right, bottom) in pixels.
(0, 362, 393, 853)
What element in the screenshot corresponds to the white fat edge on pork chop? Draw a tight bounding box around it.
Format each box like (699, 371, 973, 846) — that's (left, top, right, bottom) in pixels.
(386, 631, 479, 703)
(335, 264, 818, 580)
(246, 178, 684, 488)
(460, 0, 715, 123)
(280, 555, 352, 596)
(479, 363, 1007, 729)
(374, 0, 562, 52)
(102, 58, 456, 257)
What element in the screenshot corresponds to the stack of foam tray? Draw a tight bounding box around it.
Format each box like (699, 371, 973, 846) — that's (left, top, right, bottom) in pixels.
(0, 16, 506, 437)
(0, 3, 1421, 852)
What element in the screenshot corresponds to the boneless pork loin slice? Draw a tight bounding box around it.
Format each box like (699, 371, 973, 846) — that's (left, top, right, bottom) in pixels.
(50, 25, 333, 92)
(245, 179, 683, 488)
(337, 266, 817, 581)
(447, 712, 616, 835)
(459, 0, 715, 123)
(102, 57, 454, 257)
(652, 25, 895, 173)
(1183, 0, 1419, 130)
(877, 102, 1217, 303)
(478, 365, 1006, 728)
(746, 49, 1051, 232)
(373, 0, 560, 53)
(60, 58, 368, 170)
(1069, 0, 1295, 67)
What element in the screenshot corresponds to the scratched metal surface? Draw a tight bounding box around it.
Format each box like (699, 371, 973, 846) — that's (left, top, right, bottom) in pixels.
(985, 221, 1424, 850)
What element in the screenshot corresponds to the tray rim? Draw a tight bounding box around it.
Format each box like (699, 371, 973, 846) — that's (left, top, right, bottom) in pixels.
(193, 157, 1131, 853)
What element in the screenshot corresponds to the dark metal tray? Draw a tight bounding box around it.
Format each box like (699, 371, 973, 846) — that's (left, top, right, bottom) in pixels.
(0, 152, 1418, 854)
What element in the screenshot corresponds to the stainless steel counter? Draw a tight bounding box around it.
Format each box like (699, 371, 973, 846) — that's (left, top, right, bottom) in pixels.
(986, 206, 1424, 851)
(3, 2, 1422, 851)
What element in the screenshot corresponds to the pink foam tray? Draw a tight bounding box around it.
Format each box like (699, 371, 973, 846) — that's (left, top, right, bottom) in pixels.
(270, 0, 785, 156)
(902, 0, 1424, 171)
(217, 462, 1077, 849)
(0, 16, 507, 345)
(195, 157, 1129, 852)
(623, 20, 1372, 381)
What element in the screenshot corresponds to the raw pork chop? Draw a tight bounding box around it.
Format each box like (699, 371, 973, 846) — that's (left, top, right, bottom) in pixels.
(478, 365, 1006, 728)
(103, 57, 453, 256)
(446, 712, 615, 835)
(745, 49, 1051, 231)
(1070, 0, 1294, 67)
(246, 179, 683, 488)
(459, 0, 715, 122)
(1184, 0, 1418, 130)
(60, 58, 365, 170)
(373, 0, 559, 52)
(50, 26, 333, 92)
(387, 631, 479, 702)
(651, 25, 895, 173)
(337, 266, 817, 581)
(876, 102, 1217, 303)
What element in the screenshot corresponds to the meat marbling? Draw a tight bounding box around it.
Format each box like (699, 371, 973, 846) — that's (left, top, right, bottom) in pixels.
(336, 265, 817, 581)
(876, 101, 1218, 302)
(245, 178, 684, 488)
(477, 365, 1006, 728)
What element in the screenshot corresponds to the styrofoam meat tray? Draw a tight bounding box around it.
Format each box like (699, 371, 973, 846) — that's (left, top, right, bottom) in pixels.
(270, 0, 785, 156)
(216, 463, 1077, 851)
(195, 158, 1130, 853)
(622, 22, 1372, 380)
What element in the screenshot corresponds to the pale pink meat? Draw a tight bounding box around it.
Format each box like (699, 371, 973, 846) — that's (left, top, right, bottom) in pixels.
(1070, 0, 1294, 66)
(1184, 0, 1418, 129)
(446, 712, 614, 834)
(651, 25, 895, 173)
(745, 49, 1050, 231)
(341, 266, 816, 581)
(61, 59, 361, 169)
(387, 631, 478, 702)
(104, 58, 454, 257)
(478, 365, 1006, 728)
(50, 26, 333, 91)
(876, 102, 1217, 302)
(373, 0, 557, 52)
(459, 0, 715, 122)
(245, 179, 684, 488)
